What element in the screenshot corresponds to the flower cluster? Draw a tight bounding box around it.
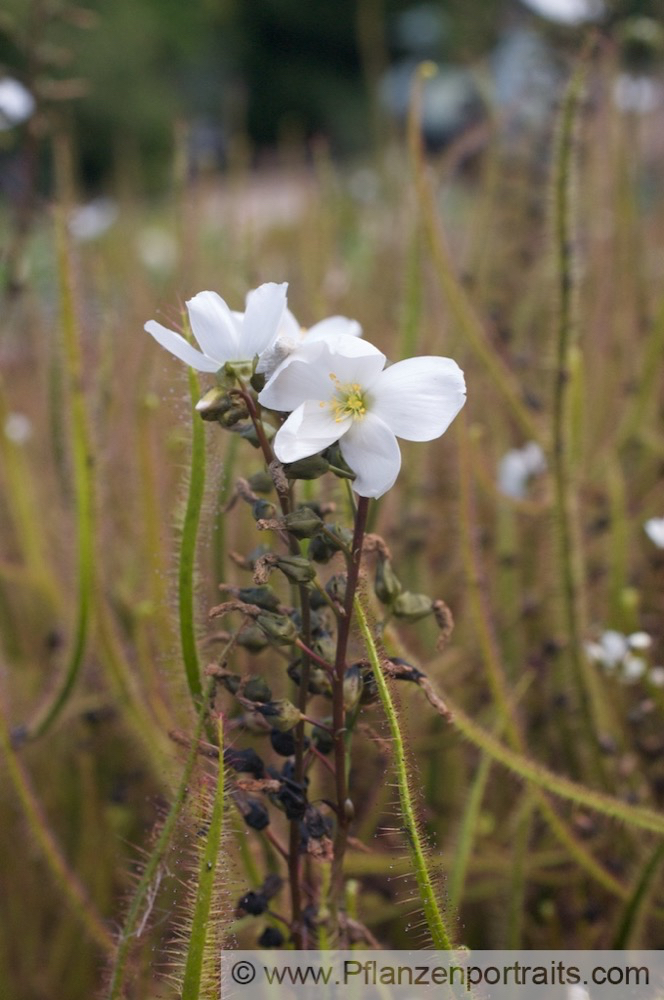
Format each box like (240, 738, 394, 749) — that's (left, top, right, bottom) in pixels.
(146, 282, 466, 497)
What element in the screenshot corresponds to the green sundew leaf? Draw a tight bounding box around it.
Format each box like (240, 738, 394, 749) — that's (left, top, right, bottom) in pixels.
(612, 840, 664, 948)
(29, 203, 94, 738)
(182, 716, 226, 1000)
(355, 595, 454, 950)
(179, 367, 206, 702)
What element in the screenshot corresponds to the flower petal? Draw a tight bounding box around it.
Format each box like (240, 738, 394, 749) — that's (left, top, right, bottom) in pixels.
(339, 413, 401, 498)
(144, 320, 221, 372)
(242, 282, 288, 358)
(369, 356, 466, 441)
(273, 400, 349, 463)
(260, 336, 385, 412)
(186, 291, 239, 363)
(306, 316, 362, 342)
(259, 348, 338, 411)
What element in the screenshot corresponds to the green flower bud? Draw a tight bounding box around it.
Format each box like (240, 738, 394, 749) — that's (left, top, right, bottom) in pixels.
(244, 676, 273, 703)
(325, 574, 346, 604)
(258, 698, 303, 732)
(237, 625, 270, 652)
(252, 499, 278, 521)
(237, 585, 281, 612)
(235, 421, 275, 448)
(217, 405, 249, 428)
(375, 557, 402, 605)
(343, 664, 364, 711)
(195, 386, 237, 421)
(274, 555, 317, 584)
(256, 611, 299, 645)
(283, 455, 330, 480)
(312, 632, 336, 665)
(248, 471, 274, 494)
(393, 591, 434, 622)
(359, 665, 379, 705)
(281, 508, 323, 539)
(308, 524, 352, 563)
(221, 672, 242, 695)
(287, 661, 332, 697)
(312, 723, 334, 755)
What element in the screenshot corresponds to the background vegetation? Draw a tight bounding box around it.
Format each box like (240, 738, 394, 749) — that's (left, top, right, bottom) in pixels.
(1, 1, 664, 998)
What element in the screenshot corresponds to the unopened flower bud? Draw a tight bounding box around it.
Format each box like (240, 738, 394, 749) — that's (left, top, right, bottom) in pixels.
(312, 724, 334, 755)
(287, 661, 332, 697)
(256, 612, 299, 645)
(258, 926, 284, 948)
(248, 470, 274, 494)
(375, 557, 402, 605)
(283, 455, 330, 480)
(393, 591, 434, 621)
(308, 524, 352, 563)
(244, 676, 273, 703)
(237, 585, 281, 612)
(258, 698, 303, 732)
(195, 386, 237, 421)
(270, 728, 309, 756)
(325, 574, 347, 604)
(224, 747, 265, 779)
(220, 672, 243, 695)
(343, 664, 364, 711)
(274, 555, 316, 584)
(243, 799, 270, 830)
(281, 508, 322, 539)
(252, 499, 277, 521)
(237, 625, 270, 652)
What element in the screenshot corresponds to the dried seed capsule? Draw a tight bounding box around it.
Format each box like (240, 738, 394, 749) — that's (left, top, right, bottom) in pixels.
(252, 499, 278, 521)
(282, 455, 330, 480)
(311, 723, 334, 755)
(281, 507, 323, 539)
(237, 585, 281, 612)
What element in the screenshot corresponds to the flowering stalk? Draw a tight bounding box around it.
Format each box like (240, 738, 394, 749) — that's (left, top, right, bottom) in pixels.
(330, 495, 370, 908)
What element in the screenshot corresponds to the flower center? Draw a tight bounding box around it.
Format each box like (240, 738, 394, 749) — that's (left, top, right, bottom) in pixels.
(330, 379, 368, 422)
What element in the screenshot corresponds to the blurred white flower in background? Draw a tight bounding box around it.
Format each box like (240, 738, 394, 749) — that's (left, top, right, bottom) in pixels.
(518, 0, 604, 25)
(0, 77, 35, 130)
(497, 440, 546, 499)
(3, 412, 33, 445)
(644, 517, 664, 548)
(68, 198, 118, 242)
(585, 629, 660, 685)
(613, 74, 662, 115)
(136, 226, 178, 273)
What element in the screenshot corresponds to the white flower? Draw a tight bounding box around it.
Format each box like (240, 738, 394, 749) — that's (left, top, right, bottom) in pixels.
(145, 282, 287, 373)
(622, 653, 647, 683)
(613, 74, 661, 115)
(0, 77, 35, 130)
(256, 309, 361, 381)
(497, 440, 546, 499)
(3, 412, 32, 445)
(644, 517, 664, 549)
(584, 630, 628, 670)
(518, 0, 603, 25)
(628, 631, 652, 651)
(68, 198, 118, 242)
(649, 666, 664, 688)
(258, 336, 466, 498)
